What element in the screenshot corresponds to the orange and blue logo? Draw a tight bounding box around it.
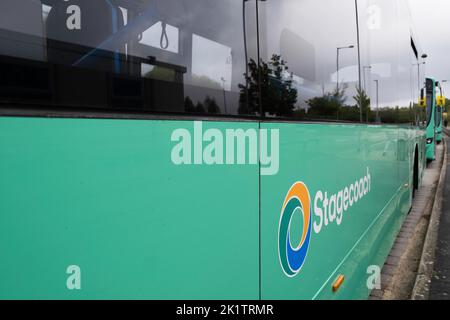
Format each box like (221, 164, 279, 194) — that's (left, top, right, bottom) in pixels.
(278, 182, 312, 277)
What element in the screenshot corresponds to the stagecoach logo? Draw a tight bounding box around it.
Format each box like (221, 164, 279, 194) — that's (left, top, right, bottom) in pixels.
(278, 182, 312, 277)
(278, 168, 372, 277)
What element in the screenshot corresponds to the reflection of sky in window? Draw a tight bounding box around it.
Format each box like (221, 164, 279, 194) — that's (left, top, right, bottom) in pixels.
(331, 65, 359, 83)
(42, 4, 51, 21)
(263, 0, 359, 99)
(16, 0, 419, 111)
(371, 63, 392, 78)
(118, 7, 127, 25)
(192, 34, 232, 91)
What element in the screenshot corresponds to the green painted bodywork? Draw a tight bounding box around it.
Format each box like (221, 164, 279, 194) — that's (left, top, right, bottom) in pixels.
(426, 78, 437, 160)
(0, 118, 260, 299)
(261, 123, 425, 299)
(436, 105, 443, 143)
(0, 117, 425, 299)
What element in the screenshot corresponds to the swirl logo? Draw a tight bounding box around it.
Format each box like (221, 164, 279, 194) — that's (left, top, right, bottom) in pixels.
(278, 182, 312, 277)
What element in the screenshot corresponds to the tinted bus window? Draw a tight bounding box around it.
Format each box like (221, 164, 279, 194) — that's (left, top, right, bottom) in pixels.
(435, 86, 442, 127)
(0, 0, 45, 61)
(259, 0, 415, 123)
(426, 78, 434, 126)
(358, 0, 406, 124)
(259, 0, 360, 121)
(410, 38, 426, 127)
(0, 0, 259, 116)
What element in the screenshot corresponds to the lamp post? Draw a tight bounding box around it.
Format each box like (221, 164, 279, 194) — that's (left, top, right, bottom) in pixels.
(413, 54, 427, 94)
(336, 45, 355, 94)
(354, 0, 363, 122)
(413, 61, 426, 93)
(363, 65, 372, 91)
(363, 66, 372, 122)
(374, 79, 379, 122)
(442, 80, 448, 97)
(221, 77, 227, 114)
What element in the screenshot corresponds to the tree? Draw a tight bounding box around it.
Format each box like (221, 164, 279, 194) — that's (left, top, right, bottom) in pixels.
(196, 102, 205, 114)
(238, 55, 298, 117)
(184, 96, 196, 113)
(204, 96, 221, 114)
(353, 86, 371, 122)
(331, 83, 349, 106)
(306, 84, 349, 119)
(306, 94, 341, 118)
(185, 96, 221, 114)
(267, 55, 298, 117)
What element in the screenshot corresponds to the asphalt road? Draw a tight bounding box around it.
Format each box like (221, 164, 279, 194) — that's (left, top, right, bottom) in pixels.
(429, 137, 450, 300)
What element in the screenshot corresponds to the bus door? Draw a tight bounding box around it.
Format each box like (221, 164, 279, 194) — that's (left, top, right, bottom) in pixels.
(425, 78, 436, 161)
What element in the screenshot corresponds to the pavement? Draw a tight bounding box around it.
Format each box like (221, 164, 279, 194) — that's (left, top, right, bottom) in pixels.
(370, 138, 445, 300)
(429, 135, 450, 299)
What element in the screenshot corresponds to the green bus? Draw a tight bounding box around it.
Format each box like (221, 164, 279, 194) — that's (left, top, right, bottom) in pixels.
(0, 0, 427, 299)
(435, 81, 444, 143)
(425, 78, 437, 160)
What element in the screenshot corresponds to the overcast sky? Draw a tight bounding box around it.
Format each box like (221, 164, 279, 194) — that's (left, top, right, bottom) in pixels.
(409, 0, 450, 92)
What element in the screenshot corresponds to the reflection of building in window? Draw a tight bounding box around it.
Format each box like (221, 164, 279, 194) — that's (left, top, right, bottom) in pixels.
(0, 0, 45, 61)
(192, 34, 232, 91)
(280, 29, 316, 82)
(139, 22, 179, 54)
(0, 0, 249, 116)
(141, 57, 186, 83)
(141, 57, 187, 112)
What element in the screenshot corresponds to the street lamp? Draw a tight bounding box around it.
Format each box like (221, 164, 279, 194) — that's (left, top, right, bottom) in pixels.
(363, 65, 372, 91)
(355, 0, 363, 123)
(442, 80, 448, 97)
(413, 61, 426, 93)
(336, 45, 355, 93)
(413, 53, 427, 93)
(221, 77, 227, 114)
(362, 66, 372, 122)
(374, 79, 379, 122)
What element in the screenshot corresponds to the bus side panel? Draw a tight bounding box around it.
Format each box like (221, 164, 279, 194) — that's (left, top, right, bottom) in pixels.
(419, 130, 427, 184)
(398, 126, 413, 215)
(261, 123, 409, 299)
(0, 117, 260, 299)
(426, 78, 437, 161)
